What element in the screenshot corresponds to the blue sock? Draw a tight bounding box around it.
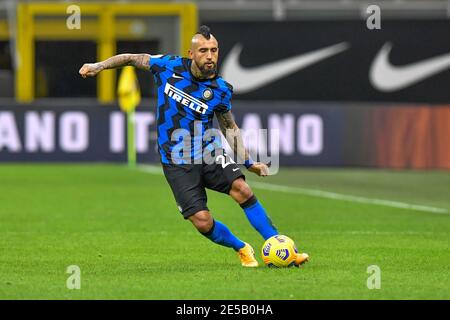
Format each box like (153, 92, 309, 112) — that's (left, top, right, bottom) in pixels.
(201, 220, 245, 251)
(241, 196, 278, 240)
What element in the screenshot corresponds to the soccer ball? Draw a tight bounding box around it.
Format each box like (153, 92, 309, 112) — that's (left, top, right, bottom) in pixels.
(261, 235, 298, 268)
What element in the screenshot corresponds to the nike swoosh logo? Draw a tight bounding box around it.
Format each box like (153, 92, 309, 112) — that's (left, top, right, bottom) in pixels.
(370, 42, 450, 92)
(172, 73, 184, 79)
(232, 168, 240, 172)
(221, 42, 349, 94)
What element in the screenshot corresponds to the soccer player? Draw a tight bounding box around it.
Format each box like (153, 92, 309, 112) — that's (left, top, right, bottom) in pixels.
(79, 25, 309, 267)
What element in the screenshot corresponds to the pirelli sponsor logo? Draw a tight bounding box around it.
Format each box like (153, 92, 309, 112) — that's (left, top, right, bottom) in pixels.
(164, 83, 209, 115)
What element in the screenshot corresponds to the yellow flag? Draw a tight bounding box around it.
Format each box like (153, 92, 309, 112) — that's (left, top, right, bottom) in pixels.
(118, 66, 141, 113)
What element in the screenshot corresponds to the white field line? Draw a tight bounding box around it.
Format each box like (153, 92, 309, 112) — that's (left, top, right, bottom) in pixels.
(137, 165, 449, 215)
(251, 182, 449, 215)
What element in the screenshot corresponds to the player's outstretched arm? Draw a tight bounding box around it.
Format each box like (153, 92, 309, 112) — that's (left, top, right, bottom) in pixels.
(79, 53, 151, 78)
(215, 110, 269, 177)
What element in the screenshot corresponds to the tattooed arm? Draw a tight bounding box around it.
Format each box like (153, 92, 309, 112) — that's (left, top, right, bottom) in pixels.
(79, 53, 151, 78)
(215, 110, 269, 176)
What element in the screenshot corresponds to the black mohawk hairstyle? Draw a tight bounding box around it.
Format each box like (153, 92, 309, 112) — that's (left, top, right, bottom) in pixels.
(196, 25, 211, 40)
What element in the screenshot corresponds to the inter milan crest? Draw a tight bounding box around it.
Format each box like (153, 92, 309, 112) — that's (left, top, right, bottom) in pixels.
(202, 88, 213, 101)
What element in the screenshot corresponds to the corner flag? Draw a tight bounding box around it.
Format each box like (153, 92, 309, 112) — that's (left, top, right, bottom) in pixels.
(118, 66, 141, 167)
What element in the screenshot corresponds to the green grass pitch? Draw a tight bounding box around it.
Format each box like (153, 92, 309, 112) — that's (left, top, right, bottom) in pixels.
(0, 164, 449, 299)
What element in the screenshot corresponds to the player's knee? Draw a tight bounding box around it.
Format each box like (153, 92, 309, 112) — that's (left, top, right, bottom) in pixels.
(189, 210, 213, 233)
(231, 178, 253, 202)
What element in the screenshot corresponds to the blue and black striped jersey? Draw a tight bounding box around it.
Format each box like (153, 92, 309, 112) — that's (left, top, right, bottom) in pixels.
(149, 55, 233, 164)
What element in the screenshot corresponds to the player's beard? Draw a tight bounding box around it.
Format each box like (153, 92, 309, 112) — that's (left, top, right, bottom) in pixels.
(199, 62, 217, 78)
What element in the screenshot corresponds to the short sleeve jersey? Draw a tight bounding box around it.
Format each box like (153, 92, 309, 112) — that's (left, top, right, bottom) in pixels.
(149, 55, 233, 164)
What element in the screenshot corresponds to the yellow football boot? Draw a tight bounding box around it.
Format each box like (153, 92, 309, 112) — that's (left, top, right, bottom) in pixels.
(238, 243, 259, 267)
(294, 252, 310, 267)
